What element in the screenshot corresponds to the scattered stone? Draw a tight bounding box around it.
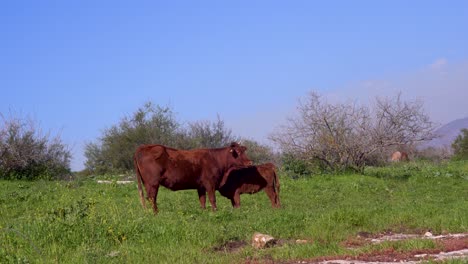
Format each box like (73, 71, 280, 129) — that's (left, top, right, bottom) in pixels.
(370, 232, 468, 243)
(106, 251, 120, 257)
(312, 260, 420, 264)
(433, 249, 468, 261)
(97, 180, 133, 184)
(295, 239, 309, 244)
(252, 232, 276, 249)
(315, 233, 468, 264)
(424, 231, 433, 237)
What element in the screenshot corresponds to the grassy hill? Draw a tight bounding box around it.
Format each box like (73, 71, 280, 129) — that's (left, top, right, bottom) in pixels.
(1, 161, 467, 263)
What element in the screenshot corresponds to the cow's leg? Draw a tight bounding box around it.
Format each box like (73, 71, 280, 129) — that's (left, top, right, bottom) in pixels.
(275, 193, 281, 208)
(197, 188, 207, 209)
(265, 188, 278, 208)
(207, 187, 217, 211)
(139, 188, 146, 209)
(146, 183, 160, 214)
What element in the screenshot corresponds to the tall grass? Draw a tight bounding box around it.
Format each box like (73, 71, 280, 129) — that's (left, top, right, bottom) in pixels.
(1, 161, 467, 263)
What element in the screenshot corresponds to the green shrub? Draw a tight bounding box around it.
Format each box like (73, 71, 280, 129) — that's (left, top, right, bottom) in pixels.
(241, 139, 278, 165)
(364, 160, 468, 180)
(85, 102, 272, 175)
(281, 153, 318, 178)
(452, 128, 468, 160)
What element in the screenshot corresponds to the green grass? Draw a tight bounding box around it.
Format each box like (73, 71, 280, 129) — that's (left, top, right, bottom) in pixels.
(1, 161, 467, 263)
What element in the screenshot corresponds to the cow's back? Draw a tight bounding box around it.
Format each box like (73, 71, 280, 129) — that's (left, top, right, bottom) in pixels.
(135, 144, 170, 168)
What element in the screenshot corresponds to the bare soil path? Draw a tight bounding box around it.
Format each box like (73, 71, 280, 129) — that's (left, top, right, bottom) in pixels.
(290, 233, 468, 264)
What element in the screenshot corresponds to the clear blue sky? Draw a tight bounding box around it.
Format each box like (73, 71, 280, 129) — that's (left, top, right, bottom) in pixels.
(1, 1, 467, 171)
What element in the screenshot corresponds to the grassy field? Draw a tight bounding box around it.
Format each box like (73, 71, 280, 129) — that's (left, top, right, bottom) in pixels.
(1, 161, 467, 263)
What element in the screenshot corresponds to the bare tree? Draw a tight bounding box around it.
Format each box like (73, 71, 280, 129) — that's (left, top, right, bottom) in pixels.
(270, 92, 436, 172)
(371, 93, 435, 151)
(0, 113, 71, 179)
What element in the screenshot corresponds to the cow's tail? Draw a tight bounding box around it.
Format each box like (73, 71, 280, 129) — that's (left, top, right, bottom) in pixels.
(273, 166, 281, 207)
(134, 153, 146, 209)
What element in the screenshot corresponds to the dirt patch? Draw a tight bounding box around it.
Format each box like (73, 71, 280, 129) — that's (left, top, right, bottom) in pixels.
(212, 240, 247, 253)
(213, 233, 468, 263)
(369, 232, 467, 244)
(297, 233, 468, 264)
(440, 236, 468, 252)
(212, 238, 309, 254)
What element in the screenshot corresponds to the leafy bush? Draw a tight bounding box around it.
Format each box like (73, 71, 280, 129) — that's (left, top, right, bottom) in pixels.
(415, 146, 452, 162)
(364, 160, 468, 180)
(183, 115, 237, 149)
(84, 102, 248, 174)
(452, 128, 468, 160)
(241, 139, 277, 165)
(84, 103, 182, 174)
(281, 153, 317, 178)
(0, 114, 71, 180)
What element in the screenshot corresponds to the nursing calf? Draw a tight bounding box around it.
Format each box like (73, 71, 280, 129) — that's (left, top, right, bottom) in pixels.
(219, 163, 280, 208)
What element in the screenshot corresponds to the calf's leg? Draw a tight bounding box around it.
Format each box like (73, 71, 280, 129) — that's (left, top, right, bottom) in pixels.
(197, 188, 207, 209)
(232, 190, 241, 208)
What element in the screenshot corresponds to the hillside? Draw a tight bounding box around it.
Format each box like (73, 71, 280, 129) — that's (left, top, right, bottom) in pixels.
(421, 117, 468, 149)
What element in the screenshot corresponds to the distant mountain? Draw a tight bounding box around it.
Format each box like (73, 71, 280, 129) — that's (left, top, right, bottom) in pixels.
(420, 117, 468, 149)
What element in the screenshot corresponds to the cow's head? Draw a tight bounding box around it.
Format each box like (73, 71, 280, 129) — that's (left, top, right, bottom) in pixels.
(228, 142, 252, 166)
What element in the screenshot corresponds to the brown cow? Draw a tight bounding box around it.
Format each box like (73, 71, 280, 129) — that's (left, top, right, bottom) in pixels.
(391, 151, 409, 162)
(218, 163, 280, 208)
(134, 142, 252, 214)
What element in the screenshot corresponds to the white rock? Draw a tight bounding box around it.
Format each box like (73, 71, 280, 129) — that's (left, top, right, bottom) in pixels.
(252, 232, 276, 249)
(424, 231, 433, 237)
(106, 251, 120, 257)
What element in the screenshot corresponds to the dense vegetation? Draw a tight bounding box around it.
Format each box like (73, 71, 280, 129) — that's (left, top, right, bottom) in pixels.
(1, 161, 467, 263)
(452, 129, 468, 161)
(3, 93, 467, 179)
(84, 102, 275, 175)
